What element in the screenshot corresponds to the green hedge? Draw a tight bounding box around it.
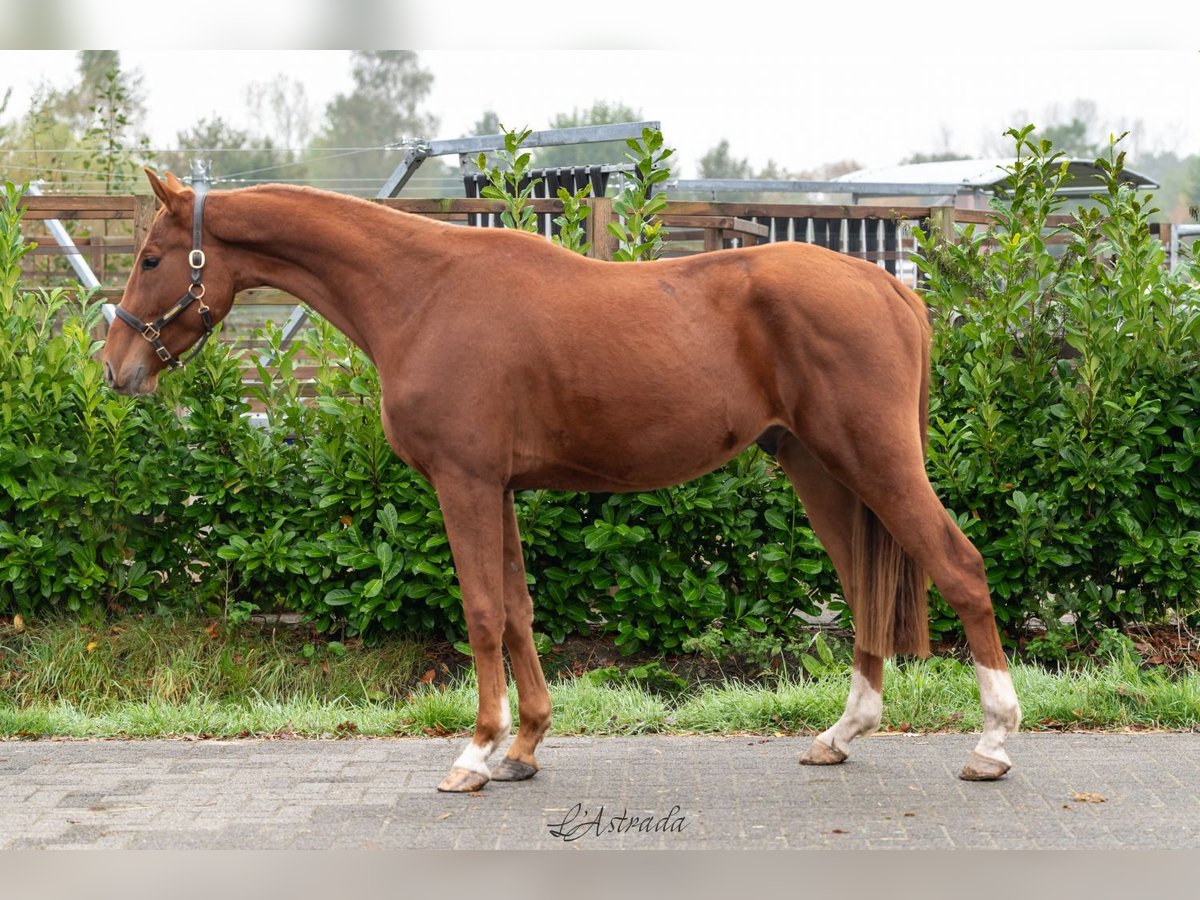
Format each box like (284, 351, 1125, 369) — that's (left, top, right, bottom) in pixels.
(0, 181, 832, 653)
(918, 129, 1200, 643)
(2, 129, 1198, 652)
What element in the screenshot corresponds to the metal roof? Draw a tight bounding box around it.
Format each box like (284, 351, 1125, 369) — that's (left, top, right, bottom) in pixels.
(834, 158, 1158, 194)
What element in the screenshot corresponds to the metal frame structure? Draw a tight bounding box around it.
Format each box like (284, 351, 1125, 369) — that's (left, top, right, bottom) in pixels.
(377, 121, 661, 199)
(669, 178, 969, 202)
(670, 159, 1159, 206)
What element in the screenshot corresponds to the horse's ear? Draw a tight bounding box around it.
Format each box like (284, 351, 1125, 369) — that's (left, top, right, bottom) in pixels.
(145, 167, 187, 212)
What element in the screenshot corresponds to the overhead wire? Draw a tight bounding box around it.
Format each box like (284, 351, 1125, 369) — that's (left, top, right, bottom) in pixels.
(1, 146, 398, 154)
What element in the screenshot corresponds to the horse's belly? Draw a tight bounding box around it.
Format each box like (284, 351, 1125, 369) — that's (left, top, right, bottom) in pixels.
(509, 406, 773, 492)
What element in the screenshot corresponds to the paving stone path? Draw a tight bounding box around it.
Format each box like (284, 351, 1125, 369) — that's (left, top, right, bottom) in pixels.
(1, 732, 1197, 849)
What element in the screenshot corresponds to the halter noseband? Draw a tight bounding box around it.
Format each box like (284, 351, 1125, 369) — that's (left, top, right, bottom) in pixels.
(114, 180, 214, 370)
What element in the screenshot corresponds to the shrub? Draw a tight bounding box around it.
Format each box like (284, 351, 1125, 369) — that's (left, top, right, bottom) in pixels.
(3, 120, 1198, 656)
(918, 127, 1200, 641)
(0, 183, 191, 617)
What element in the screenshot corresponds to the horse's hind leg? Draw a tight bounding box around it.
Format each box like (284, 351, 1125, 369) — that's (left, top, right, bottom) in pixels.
(774, 434, 885, 765)
(806, 428, 1021, 781)
(491, 491, 552, 782)
(433, 474, 512, 793)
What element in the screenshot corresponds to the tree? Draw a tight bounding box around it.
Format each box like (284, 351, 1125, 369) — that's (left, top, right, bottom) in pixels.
(698, 140, 752, 179)
(79, 65, 153, 194)
(245, 75, 313, 153)
(901, 150, 971, 165)
(695, 139, 797, 184)
(1186, 156, 1200, 223)
(1134, 150, 1200, 223)
(5, 83, 74, 188)
(797, 159, 863, 181)
(0, 52, 150, 191)
(534, 100, 644, 169)
(60, 51, 146, 136)
(157, 117, 292, 185)
(983, 100, 1109, 160)
(470, 110, 502, 137)
(899, 125, 969, 166)
(0, 89, 11, 144)
(307, 51, 438, 188)
(1040, 119, 1094, 157)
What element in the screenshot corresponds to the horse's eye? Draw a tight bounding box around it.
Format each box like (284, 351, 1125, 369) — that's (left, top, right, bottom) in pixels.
(142, 256, 159, 270)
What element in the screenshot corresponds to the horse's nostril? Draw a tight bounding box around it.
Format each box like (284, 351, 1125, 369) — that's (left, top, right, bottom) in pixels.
(103, 361, 115, 388)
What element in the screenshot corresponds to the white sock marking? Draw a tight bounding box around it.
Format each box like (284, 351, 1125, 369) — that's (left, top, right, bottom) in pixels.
(972, 664, 1021, 765)
(818, 668, 882, 755)
(453, 741, 493, 777)
(452, 695, 513, 776)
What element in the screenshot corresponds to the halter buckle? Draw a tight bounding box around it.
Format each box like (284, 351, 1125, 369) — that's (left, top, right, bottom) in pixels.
(188, 249, 206, 269)
(142, 323, 161, 340)
(155, 345, 173, 363)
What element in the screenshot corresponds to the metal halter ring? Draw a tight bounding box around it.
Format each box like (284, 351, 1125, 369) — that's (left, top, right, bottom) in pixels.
(188, 282, 206, 300)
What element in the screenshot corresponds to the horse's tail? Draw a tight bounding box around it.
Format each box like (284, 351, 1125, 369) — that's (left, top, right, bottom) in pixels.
(852, 286, 931, 659)
(851, 497, 931, 659)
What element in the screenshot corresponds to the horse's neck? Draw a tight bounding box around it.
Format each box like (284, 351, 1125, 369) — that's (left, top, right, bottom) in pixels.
(214, 187, 434, 359)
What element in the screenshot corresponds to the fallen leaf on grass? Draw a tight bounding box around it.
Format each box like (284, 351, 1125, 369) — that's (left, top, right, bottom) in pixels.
(1071, 791, 1107, 803)
(419, 669, 436, 685)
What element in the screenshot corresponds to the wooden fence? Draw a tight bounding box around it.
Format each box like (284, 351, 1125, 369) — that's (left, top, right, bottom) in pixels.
(17, 192, 1187, 411)
(16, 191, 1185, 359)
(15, 193, 953, 297)
(18, 193, 1185, 284)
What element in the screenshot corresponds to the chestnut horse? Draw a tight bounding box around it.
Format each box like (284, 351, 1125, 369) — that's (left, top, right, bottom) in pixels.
(104, 170, 1021, 792)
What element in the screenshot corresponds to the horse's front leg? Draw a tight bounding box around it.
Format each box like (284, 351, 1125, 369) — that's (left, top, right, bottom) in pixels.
(433, 473, 511, 793)
(490, 490, 552, 781)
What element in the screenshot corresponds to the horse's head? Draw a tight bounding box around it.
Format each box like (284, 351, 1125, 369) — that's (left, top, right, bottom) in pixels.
(103, 169, 236, 395)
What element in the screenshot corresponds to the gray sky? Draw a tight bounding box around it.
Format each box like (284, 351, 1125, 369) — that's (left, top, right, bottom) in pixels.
(2, 8, 1198, 179)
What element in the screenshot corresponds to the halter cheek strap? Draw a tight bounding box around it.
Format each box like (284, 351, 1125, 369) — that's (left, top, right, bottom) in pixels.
(114, 183, 214, 370)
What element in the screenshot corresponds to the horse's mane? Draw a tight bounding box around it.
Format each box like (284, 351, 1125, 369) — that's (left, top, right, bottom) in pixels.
(232, 182, 465, 237)
(241, 182, 388, 213)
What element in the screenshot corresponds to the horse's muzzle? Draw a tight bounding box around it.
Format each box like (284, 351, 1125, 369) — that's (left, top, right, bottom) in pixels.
(105, 359, 154, 396)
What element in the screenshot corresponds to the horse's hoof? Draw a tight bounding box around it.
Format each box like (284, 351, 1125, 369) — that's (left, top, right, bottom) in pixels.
(799, 738, 847, 766)
(959, 751, 1011, 781)
(490, 757, 539, 782)
(437, 767, 490, 793)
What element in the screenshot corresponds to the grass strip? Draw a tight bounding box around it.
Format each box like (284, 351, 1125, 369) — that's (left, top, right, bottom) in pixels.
(3, 658, 1197, 739)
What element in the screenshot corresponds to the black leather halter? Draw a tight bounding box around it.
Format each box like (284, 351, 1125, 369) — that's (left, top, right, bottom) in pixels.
(113, 180, 214, 370)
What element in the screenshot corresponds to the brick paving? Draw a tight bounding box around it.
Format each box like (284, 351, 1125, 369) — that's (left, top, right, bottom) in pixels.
(1, 733, 1197, 849)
